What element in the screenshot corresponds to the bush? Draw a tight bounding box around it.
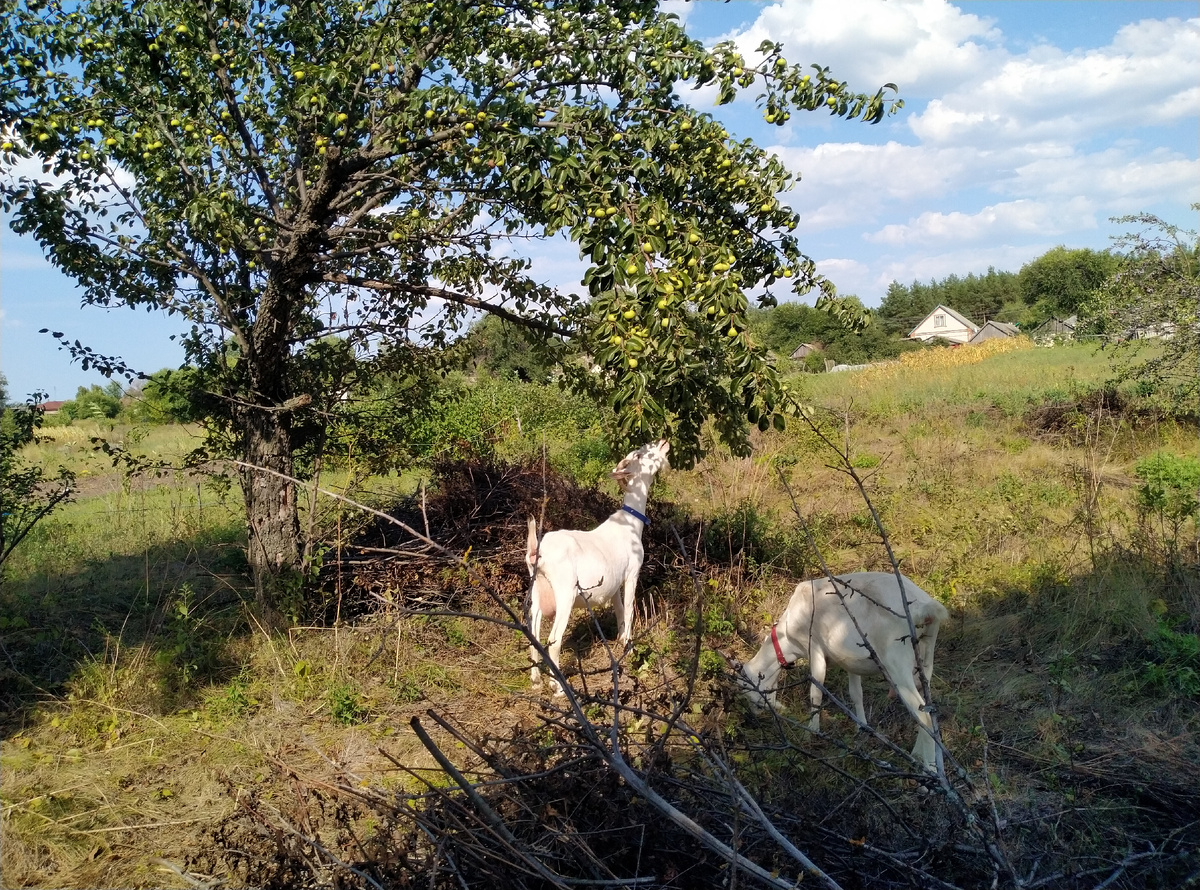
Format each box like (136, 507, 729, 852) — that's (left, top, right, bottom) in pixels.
(59, 381, 124, 422)
(1140, 620, 1200, 699)
(1134, 452, 1200, 557)
(1, 393, 74, 569)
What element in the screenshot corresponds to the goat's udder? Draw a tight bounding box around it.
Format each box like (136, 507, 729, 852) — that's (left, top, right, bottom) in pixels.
(535, 578, 557, 618)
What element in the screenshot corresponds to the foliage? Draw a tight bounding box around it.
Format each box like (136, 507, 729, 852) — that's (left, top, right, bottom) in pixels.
(58, 381, 124, 422)
(1082, 209, 1200, 410)
(1019, 246, 1118, 321)
(1134, 451, 1199, 556)
(327, 682, 368, 725)
(747, 300, 921, 367)
(876, 267, 1021, 336)
(0, 392, 75, 570)
(1, 0, 899, 600)
(1140, 619, 1200, 699)
(332, 371, 607, 476)
(126, 367, 204, 424)
(703, 499, 807, 577)
(463, 314, 555, 383)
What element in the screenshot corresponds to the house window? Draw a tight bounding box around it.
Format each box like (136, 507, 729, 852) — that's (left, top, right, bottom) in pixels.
(934, 314, 946, 328)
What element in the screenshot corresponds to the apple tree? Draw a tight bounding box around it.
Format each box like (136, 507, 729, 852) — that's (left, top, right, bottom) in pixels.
(1, 0, 899, 615)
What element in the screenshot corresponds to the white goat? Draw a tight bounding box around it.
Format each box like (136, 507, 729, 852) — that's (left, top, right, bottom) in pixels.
(739, 572, 948, 771)
(525, 440, 670, 696)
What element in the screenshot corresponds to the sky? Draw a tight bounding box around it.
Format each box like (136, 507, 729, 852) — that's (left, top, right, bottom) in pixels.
(1, 0, 1197, 402)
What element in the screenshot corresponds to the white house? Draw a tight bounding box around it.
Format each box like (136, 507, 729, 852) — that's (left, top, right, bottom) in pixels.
(907, 305, 979, 344)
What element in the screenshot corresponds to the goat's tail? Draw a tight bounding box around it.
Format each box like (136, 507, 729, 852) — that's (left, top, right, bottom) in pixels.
(525, 516, 539, 577)
(913, 596, 949, 629)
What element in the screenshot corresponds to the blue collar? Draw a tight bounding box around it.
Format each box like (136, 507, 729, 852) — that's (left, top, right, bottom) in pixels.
(621, 505, 650, 526)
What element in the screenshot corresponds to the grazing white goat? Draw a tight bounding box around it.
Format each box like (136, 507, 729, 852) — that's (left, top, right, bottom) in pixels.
(525, 439, 670, 696)
(739, 572, 948, 771)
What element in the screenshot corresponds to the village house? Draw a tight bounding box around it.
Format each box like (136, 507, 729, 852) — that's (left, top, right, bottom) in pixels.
(1031, 315, 1077, 344)
(907, 304, 979, 344)
(968, 320, 1019, 345)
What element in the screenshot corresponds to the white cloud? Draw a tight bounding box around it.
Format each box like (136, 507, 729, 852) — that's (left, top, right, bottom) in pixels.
(771, 137, 1198, 237)
(771, 141, 969, 227)
(872, 243, 1055, 295)
(1011, 148, 1200, 205)
(864, 198, 1097, 246)
(659, 0, 694, 30)
(812, 257, 871, 297)
(910, 16, 1200, 146)
(732, 0, 1003, 96)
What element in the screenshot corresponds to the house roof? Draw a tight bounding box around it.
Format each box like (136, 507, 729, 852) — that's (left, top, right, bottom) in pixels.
(967, 320, 1019, 344)
(981, 321, 1018, 336)
(789, 342, 820, 358)
(1032, 315, 1078, 334)
(40, 400, 67, 411)
(907, 304, 979, 338)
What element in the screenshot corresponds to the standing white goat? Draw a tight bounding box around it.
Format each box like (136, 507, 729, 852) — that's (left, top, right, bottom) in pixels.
(525, 439, 670, 695)
(738, 572, 948, 771)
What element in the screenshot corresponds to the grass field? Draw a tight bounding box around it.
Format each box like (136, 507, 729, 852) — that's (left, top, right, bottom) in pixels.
(2, 341, 1198, 887)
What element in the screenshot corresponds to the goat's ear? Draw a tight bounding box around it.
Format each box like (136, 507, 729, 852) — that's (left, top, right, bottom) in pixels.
(657, 439, 670, 454)
(610, 457, 634, 490)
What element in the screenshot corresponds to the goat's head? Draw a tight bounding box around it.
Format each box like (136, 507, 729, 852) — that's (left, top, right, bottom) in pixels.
(734, 634, 781, 712)
(736, 662, 777, 712)
(611, 439, 671, 490)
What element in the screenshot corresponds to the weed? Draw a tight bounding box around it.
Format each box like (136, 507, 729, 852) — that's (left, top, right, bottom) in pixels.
(328, 683, 369, 725)
(697, 648, 725, 679)
(1139, 620, 1200, 698)
(630, 641, 659, 674)
(206, 673, 256, 720)
(703, 500, 806, 577)
(1134, 451, 1199, 558)
(442, 618, 471, 649)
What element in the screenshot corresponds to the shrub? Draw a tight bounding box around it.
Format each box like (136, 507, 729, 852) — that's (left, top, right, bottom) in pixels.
(1134, 452, 1200, 557)
(1139, 620, 1200, 699)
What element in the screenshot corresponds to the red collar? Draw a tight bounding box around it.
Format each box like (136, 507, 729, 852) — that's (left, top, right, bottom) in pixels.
(770, 624, 793, 668)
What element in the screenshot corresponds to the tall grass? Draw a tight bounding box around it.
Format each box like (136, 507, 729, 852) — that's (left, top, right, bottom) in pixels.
(794, 339, 1117, 417)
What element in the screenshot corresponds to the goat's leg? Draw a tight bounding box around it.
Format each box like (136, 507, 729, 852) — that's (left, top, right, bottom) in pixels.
(807, 647, 827, 733)
(528, 605, 543, 690)
(617, 570, 638, 646)
(545, 608, 573, 697)
(847, 672, 867, 726)
(893, 680, 936, 771)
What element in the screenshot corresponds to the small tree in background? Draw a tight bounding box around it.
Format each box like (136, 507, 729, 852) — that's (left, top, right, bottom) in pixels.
(1082, 209, 1199, 411)
(1019, 246, 1119, 323)
(126, 367, 205, 424)
(0, 393, 74, 571)
(2, 0, 898, 615)
(58, 380, 124, 422)
(463, 314, 554, 383)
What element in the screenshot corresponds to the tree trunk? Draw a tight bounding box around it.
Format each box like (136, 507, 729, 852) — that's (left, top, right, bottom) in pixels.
(237, 271, 307, 625)
(240, 406, 303, 624)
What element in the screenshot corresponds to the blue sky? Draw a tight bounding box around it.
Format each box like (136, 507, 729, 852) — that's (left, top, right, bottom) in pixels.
(2, 0, 1197, 402)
